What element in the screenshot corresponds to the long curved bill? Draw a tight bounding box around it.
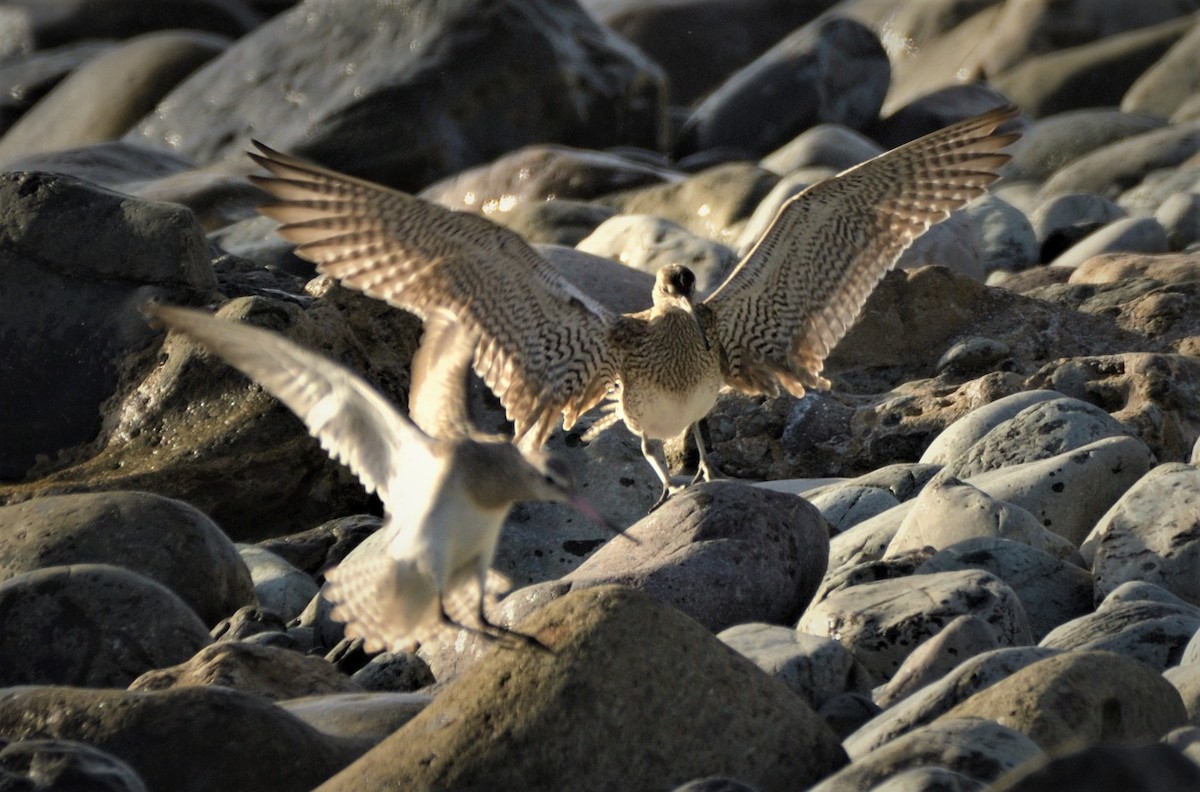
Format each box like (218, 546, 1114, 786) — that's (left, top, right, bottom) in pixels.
(569, 494, 640, 545)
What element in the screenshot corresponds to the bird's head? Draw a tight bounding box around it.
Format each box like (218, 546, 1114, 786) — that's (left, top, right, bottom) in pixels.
(652, 264, 709, 352)
(521, 450, 636, 542)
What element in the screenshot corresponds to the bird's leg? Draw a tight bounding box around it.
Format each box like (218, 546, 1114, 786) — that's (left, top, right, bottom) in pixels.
(475, 585, 550, 653)
(641, 435, 674, 510)
(690, 420, 723, 485)
(438, 596, 495, 641)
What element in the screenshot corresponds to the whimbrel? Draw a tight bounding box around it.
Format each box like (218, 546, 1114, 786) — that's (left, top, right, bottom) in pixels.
(144, 304, 608, 652)
(249, 105, 1020, 505)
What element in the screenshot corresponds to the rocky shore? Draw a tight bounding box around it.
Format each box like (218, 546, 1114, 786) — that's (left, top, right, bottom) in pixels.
(2, 1, 1200, 790)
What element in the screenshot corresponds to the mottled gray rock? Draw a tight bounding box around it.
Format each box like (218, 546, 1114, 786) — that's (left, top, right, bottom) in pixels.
(798, 569, 1031, 682)
(129, 0, 665, 190)
(1083, 463, 1200, 605)
(935, 337, 1012, 378)
(0, 170, 215, 478)
(916, 538, 1092, 641)
(895, 211, 985, 281)
(807, 485, 901, 534)
(960, 195, 1038, 275)
(809, 718, 1043, 792)
(349, 651, 434, 693)
(760, 123, 883, 175)
(670, 777, 760, 792)
(0, 685, 360, 792)
(991, 741, 1200, 792)
(0, 563, 211, 688)
(419, 144, 676, 212)
(940, 651, 1187, 752)
(844, 647, 1060, 759)
(940, 396, 1134, 480)
(319, 586, 848, 791)
(1123, 19, 1200, 118)
(676, 16, 888, 157)
(1038, 596, 1200, 671)
(1117, 165, 1200, 215)
(0, 31, 227, 164)
(874, 615, 1002, 709)
(0, 739, 147, 792)
(1029, 192, 1129, 261)
(817, 692, 881, 741)
(920, 390, 1061, 466)
(827, 502, 914, 573)
(237, 544, 318, 622)
(718, 623, 876, 709)
(0, 491, 253, 626)
(1050, 217, 1170, 269)
(129, 641, 358, 701)
(1041, 119, 1200, 200)
(887, 478, 1078, 562)
(575, 214, 736, 293)
(962, 435, 1157, 546)
(815, 549, 936, 607)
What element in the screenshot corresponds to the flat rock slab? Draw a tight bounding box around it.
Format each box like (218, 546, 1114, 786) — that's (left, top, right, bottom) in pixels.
(319, 586, 847, 792)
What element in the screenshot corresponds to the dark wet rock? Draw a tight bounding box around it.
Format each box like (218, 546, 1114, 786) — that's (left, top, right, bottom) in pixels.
(991, 741, 1200, 792)
(349, 651, 435, 693)
(1029, 192, 1128, 259)
(0, 491, 252, 626)
(318, 586, 847, 792)
(595, 0, 838, 106)
(0, 739, 147, 792)
(128, 0, 666, 191)
(0, 563, 211, 688)
(670, 778, 761, 792)
(991, 16, 1195, 118)
(3, 293, 419, 541)
(940, 651, 1187, 751)
(129, 641, 359, 701)
(0, 170, 215, 480)
(0, 31, 228, 164)
(0, 685, 362, 792)
(760, 123, 883, 175)
(211, 605, 288, 643)
(2, 0, 263, 47)
(816, 691, 880, 741)
(798, 569, 1031, 682)
(676, 17, 889, 158)
(1050, 217, 1170, 269)
(809, 718, 1043, 792)
(256, 514, 383, 578)
(1, 140, 197, 190)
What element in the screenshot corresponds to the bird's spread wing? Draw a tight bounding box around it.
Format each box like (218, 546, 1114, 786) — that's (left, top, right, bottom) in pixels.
(704, 105, 1020, 397)
(144, 303, 430, 507)
(249, 142, 621, 446)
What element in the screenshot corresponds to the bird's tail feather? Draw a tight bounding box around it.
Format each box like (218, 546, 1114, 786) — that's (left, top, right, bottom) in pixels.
(324, 553, 438, 654)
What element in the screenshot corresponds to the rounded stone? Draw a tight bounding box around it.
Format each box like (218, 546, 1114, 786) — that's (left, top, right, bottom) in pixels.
(0, 491, 254, 626)
(0, 563, 211, 688)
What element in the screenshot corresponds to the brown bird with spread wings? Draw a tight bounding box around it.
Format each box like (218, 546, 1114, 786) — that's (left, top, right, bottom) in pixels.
(250, 105, 1019, 506)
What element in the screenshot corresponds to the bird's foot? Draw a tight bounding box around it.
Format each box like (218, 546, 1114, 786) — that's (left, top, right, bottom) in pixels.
(479, 610, 552, 653)
(690, 460, 724, 486)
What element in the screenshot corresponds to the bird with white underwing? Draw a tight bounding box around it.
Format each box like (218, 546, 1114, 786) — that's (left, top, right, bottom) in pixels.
(248, 105, 1021, 507)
